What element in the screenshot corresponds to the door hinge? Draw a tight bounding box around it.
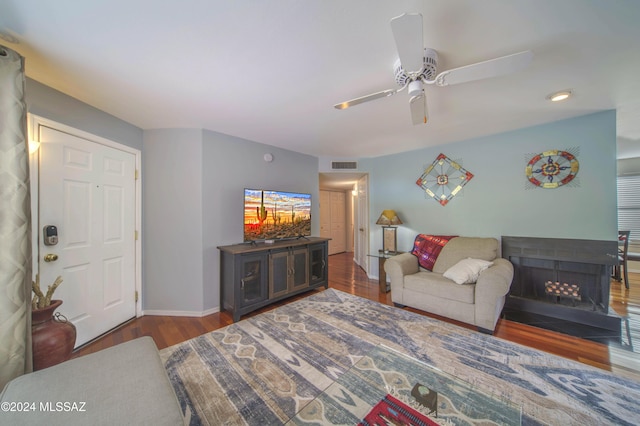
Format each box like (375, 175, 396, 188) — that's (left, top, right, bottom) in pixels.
(135, 290, 139, 303)
(135, 169, 139, 180)
(135, 230, 138, 240)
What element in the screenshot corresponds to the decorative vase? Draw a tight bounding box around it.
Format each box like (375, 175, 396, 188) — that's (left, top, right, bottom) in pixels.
(32, 300, 77, 371)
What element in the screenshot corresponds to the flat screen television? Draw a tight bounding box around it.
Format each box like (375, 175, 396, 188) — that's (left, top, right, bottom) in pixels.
(244, 188, 312, 242)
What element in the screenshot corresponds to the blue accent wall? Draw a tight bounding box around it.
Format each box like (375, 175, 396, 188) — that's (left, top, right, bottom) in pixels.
(363, 111, 617, 253)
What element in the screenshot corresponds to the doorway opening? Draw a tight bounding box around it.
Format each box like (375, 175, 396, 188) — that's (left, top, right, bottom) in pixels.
(319, 172, 369, 275)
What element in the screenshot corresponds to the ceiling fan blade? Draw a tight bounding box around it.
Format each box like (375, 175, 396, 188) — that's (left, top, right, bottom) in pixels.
(333, 89, 397, 110)
(390, 13, 424, 74)
(434, 50, 533, 87)
(409, 93, 428, 125)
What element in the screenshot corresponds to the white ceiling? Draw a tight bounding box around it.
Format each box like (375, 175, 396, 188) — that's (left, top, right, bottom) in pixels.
(2, 0, 640, 161)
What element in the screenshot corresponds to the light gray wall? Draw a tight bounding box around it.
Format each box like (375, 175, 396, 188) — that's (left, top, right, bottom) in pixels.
(362, 110, 618, 255)
(143, 129, 204, 313)
(202, 130, 319, 311)
(25, 78, 142, 150)
(142, 128, 319, 313)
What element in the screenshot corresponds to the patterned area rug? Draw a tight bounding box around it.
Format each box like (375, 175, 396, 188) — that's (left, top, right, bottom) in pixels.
(160, 289, 640, 425)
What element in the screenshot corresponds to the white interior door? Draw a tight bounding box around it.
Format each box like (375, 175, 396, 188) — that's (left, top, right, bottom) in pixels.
(319, 190, 331, 242)
(38, 126, 137, 347)
(330, 191, 347, 254)
(355, 175, 369, 272)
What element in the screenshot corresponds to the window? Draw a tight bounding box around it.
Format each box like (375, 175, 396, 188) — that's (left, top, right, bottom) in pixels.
(617, 174, 640, 242)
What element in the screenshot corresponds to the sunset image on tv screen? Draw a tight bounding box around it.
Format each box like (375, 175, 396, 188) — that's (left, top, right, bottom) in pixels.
(244, 189, 311, 241)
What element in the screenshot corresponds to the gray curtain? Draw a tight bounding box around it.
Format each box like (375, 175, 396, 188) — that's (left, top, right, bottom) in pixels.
(0, 44, 32, 388)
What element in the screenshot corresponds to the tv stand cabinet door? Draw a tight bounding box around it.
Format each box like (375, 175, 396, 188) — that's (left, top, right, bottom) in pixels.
(269, 247, 310, 298)
(309, 243, 328, 287)
(237, 253, 268, 311)
(269, 249, 290, 298)
(290, 247, 309, 292)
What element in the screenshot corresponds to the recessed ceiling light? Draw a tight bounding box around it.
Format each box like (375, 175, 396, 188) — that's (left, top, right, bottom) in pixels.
(547, 90, 572, 102)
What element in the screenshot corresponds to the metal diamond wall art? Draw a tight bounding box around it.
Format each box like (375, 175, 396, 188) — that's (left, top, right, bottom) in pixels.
(416, 153, 474, 206)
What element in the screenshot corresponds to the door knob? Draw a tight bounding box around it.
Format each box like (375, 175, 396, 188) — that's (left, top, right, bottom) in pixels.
(44, 253, 58, 262)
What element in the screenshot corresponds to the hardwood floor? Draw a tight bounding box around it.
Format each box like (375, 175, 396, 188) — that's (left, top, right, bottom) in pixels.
(73, 252, 640, 378)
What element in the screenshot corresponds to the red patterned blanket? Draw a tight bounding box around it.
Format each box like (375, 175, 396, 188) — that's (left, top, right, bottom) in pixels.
(411, 234, 457, 271)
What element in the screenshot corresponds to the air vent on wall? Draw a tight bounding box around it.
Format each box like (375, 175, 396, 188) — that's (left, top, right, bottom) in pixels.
(331, 161, 358, 170)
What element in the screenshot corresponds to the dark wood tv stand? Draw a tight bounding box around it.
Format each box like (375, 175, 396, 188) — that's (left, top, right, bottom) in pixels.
(217, 237, 329, 322)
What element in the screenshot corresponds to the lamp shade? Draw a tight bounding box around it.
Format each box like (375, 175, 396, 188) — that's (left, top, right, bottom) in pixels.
(375, 210, 403, 226)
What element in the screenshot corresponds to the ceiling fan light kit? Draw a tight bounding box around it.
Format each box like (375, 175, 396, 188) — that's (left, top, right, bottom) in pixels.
(408, 80, 423, 97)
(410, 92, 428, 124)
(334, 13, 534, 125)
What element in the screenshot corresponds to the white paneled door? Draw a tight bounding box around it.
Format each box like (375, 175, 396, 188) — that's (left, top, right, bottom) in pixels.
(329, 191, 346, 254)
(320, 190, 347, 255)
(319, 190, 331, 242)
(355, 175, 368, 271)
(38, 126, 137, 347)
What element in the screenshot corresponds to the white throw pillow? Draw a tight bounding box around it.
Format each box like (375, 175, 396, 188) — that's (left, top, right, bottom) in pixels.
(443, 258, 494, 284)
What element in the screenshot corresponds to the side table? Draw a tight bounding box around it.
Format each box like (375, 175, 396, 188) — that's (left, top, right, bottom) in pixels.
(368, 251, 404, 293)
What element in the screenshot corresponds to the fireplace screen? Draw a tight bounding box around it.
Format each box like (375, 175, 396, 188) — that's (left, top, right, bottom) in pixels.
(509, 256, 606, 312)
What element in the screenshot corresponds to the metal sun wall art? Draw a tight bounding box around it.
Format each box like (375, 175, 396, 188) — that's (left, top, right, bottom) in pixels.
(525, 148, 580, 189)
(416, 153, 474, 206)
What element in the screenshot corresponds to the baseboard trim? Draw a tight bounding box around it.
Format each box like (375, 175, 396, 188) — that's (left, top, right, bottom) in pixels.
(142, 306, 220, 317)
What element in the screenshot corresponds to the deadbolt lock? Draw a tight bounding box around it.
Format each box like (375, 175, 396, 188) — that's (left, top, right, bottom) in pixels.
(44, 254, 58, 262)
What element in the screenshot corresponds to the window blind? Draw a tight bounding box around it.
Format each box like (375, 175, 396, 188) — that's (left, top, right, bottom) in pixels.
(617, 174, 640, 241)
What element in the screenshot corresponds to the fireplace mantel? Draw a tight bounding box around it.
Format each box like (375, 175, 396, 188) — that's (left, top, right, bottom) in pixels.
(501, 236, 618, 265)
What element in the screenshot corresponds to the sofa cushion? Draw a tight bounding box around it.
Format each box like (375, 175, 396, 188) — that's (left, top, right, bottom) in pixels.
(432, 237, 498, 273)
(0, 336, 184, 425)
(443, 258, 494, 284)
(411, 234, 457, 271)
(404, 271, 475, 304)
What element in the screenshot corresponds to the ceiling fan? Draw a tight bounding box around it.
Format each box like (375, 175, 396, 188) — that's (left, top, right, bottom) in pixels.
(334, 13, 534, 125)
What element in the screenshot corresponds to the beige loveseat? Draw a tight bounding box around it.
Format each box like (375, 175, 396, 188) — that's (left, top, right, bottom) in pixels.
(384, 236, 514, 333)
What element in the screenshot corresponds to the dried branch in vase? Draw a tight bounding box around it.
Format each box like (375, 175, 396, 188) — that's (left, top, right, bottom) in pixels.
(32, 274, 64, 309)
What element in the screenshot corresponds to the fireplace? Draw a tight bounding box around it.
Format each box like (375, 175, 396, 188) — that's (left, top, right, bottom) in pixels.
(501, 236, 621, 341)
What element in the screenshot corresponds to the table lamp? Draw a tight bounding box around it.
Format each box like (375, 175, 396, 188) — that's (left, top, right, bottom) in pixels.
(375, 210, 403, 253)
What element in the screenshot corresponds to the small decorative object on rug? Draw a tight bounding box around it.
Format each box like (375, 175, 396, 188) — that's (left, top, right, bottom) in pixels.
(416, 153, 474, 206)
(358, 394, 438, 426)
(31, 274, 76, 370)
(411, 383, 438, 416)
(525, 148, 579, 189)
